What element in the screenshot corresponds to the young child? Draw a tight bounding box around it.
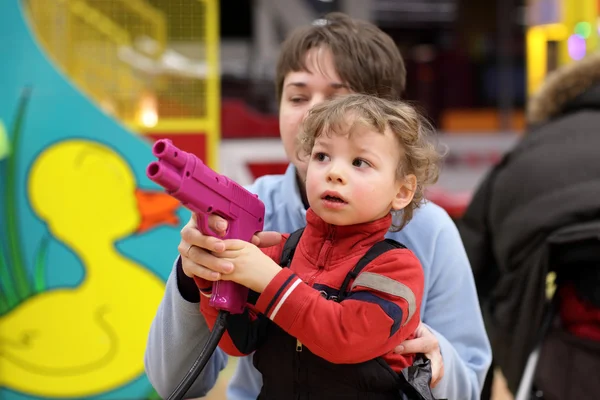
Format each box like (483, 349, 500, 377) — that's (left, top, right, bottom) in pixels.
(198, 93, 443, 399)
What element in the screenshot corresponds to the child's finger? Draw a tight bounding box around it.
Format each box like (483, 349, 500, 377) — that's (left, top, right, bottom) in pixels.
(222, 239, 247, 250)
(212, 250, 239, 259)
(253, 231, 282, 247)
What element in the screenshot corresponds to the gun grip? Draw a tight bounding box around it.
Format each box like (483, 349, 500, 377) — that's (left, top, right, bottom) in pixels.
(210, 281, 249, 314)
(195, 213, 249, 314)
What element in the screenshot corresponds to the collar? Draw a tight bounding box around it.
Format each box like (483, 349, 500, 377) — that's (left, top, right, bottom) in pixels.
(300, 208, 392, 266)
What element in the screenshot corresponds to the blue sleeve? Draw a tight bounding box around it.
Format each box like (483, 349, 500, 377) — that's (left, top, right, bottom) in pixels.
(227, 354, 264, 400)
(425, 220, 492, 400)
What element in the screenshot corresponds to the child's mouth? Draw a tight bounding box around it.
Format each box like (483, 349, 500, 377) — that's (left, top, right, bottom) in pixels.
(324, 195, 345, 203)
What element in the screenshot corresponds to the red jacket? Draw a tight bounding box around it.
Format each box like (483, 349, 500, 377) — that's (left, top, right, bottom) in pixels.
(201, 208, 424, 372)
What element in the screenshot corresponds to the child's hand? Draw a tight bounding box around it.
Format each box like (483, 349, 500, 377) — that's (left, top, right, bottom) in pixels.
(213, 239, 282, 293)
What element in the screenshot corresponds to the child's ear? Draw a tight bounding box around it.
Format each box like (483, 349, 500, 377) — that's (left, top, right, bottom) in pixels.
(392, 174, 416, 211)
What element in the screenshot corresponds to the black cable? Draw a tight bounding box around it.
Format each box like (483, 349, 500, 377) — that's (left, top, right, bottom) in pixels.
(167, 310, 229, 400)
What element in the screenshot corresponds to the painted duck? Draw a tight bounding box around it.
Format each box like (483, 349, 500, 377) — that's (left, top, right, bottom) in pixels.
(0, 139, 180, 397)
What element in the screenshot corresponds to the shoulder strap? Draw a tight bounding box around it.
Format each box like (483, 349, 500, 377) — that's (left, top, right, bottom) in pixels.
(337, 238, 406, 302)
(279, 227, 305, 267)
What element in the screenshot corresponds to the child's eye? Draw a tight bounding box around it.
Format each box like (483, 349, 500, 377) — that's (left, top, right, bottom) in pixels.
(352, 158, 370, 168)
(313, 152, 330, 162)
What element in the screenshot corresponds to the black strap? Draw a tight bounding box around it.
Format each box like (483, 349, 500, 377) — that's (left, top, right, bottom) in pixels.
(278, 229, 406, 302)
(337, 239, 406, 302)
(279, 228, 305, 267)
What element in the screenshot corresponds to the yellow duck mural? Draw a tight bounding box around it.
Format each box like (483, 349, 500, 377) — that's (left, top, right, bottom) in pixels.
(0, 139, 180, 397)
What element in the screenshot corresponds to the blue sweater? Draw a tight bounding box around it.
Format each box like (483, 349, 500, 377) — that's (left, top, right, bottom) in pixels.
(144, 164, 491, 400)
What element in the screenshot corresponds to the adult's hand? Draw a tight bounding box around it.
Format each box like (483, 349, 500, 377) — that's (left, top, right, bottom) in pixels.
(395, 322, 444, 388)
(177, 213, 282, 280)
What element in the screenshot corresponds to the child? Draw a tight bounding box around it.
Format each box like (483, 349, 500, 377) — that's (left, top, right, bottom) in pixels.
(198, 93, 443, 399)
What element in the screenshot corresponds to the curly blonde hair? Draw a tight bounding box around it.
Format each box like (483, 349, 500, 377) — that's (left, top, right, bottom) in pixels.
(298, 94, 444, 230)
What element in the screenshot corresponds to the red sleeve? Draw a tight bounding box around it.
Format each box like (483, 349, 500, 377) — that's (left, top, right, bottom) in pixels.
(254, 249, 424, 364)
(198, 235, 289, 357)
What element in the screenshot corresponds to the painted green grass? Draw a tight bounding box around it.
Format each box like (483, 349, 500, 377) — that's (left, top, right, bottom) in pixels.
(0, 120, 8, 160)
(0, 87, 49, 316)
(145, 387, 162, 400)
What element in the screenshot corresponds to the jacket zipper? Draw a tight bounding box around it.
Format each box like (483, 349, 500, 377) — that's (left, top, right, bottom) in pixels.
(307, 227, 335, 287)
(297, 227, 335, 355)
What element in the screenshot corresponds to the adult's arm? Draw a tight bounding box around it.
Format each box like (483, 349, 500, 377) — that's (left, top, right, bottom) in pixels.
(144, 257, 227, 398)
(426, 215, 492, 400)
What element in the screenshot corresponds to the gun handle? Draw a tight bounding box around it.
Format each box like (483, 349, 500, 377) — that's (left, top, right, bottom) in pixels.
(195, 213, 249, 315)
(210, 281, 249, 314)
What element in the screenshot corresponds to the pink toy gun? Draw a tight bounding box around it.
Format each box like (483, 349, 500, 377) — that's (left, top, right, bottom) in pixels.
(146, 139, 265, 314)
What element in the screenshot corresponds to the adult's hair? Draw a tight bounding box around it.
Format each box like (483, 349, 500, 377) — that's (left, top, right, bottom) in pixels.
(276, 12, 406, 103)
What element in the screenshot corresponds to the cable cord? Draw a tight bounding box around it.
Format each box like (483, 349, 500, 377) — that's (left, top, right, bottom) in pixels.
(166, 310, 229, 400)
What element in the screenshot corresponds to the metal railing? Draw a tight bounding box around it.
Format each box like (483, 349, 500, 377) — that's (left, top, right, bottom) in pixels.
(23, 0, 165, 121)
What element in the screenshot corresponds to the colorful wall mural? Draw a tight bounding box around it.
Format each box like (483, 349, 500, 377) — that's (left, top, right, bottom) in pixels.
(0, 1, 193, 399)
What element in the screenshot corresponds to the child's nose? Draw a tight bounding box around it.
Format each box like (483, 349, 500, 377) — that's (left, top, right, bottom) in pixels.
(326, 164, 346, 184)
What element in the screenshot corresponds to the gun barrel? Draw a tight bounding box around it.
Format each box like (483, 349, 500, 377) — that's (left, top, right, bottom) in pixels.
(146, 161, 181, 192)
(152, 139, 186, 169)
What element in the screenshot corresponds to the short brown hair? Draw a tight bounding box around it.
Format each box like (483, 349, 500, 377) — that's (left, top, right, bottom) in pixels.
(298, 94, 443, 229)
(276, 12, 406, 103)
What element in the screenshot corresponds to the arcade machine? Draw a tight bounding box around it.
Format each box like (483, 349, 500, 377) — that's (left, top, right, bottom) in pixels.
(526, 0, 599, 96)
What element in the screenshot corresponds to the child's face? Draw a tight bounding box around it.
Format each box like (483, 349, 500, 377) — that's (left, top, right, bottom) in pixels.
(305, 122, 410, 226)
(279, 47, 352, 181)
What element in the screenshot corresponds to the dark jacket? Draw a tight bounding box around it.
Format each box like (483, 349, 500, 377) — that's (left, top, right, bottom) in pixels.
(458, 52, 600, 394)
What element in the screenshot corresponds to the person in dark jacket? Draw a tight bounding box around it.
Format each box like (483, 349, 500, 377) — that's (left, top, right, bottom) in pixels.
(458, 51, 600, 399)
